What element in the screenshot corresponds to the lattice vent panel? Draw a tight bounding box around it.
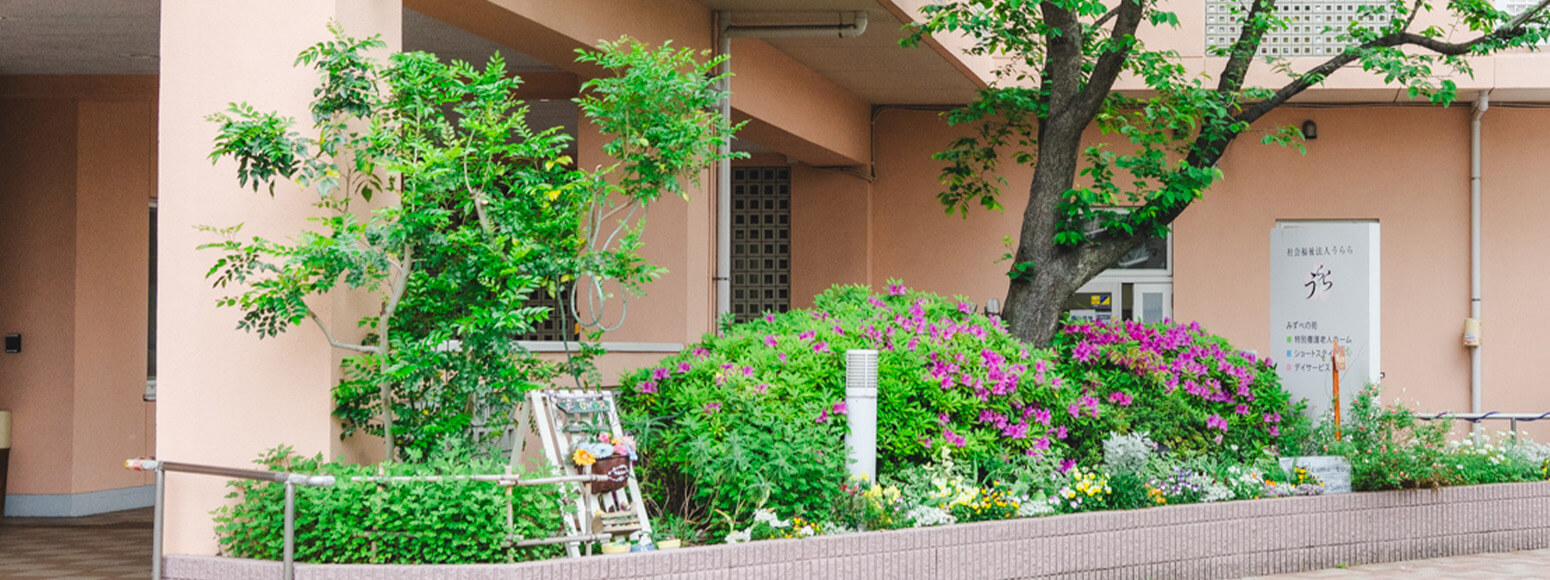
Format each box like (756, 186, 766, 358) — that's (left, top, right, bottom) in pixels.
(731, 167, 791, 323)
(517, 286, 579, 342)
(1206, 0, 1390, 57)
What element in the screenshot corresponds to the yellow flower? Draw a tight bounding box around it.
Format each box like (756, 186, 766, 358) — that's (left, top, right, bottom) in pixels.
(572, 449, 597, 466)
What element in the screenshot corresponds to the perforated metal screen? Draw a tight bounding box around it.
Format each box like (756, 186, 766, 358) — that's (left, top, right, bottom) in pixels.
(1206, 0, 1390, 57)
(731, 167, 791, 323)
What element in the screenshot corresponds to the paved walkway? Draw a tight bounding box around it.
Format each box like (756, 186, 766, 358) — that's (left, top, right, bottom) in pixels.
(1245, 548, 1550, 579)
(0, 508, 151, 579)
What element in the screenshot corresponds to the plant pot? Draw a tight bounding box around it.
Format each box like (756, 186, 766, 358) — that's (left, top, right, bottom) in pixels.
(600, 543, 630, 554)
(656, 538, 682, 550)
(590, 455, 632, 493)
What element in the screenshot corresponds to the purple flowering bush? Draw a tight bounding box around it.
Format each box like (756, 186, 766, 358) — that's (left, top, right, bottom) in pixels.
(619, 284, 1063, 527)
(1049, 319, 1310, 462)
(1041, 317, 1308, 462)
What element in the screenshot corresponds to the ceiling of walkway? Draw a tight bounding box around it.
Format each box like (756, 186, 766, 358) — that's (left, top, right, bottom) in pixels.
(700, 1, 982, 105)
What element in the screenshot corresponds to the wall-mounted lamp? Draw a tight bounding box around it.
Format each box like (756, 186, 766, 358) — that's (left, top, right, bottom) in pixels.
(1301, 120, 1318, 140)
(985, 298, 1002, 317)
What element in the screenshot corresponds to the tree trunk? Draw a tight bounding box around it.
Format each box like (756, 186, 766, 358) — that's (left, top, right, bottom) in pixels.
(1002, 115, 1150, 346)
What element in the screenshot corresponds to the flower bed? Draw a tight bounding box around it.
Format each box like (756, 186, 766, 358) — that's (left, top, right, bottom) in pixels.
(163, 481, 1550, 579)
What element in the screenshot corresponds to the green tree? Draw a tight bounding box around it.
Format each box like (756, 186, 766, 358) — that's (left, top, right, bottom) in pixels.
(907, 0, 1550, 345)
(203, 26, 740, 460)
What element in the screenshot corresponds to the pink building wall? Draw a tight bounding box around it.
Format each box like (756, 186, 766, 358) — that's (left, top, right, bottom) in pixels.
(0, 76, 157, 510)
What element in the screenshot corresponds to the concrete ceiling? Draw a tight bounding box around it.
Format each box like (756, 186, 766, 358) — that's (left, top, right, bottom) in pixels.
(699, 1, 983, 105)
(0, 0, 160, 75)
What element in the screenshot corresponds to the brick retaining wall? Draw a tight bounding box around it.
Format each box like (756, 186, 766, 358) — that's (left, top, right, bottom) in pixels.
(164, 481, 1550, 579)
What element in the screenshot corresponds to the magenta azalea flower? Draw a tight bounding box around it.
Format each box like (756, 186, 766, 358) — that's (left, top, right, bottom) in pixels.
(1072, 341, 1099, 363)
(798, 330, 816, 341)
(703, 402, 722, 414)
(832, 401, 848, 415)
(957, 301, 974, 315)
(1058, 459, 1077, 473)
(638, 381, 657, 394)
(692, 346, 709, 358)
(763, 335, 778, 348)
(676, 362, 692, 374)
(889, 283, 907, 296)
(943, 427, 966, 448)
(764, 312, 776, 323)
(1206, 413, 1229, 431)
(815, 409, 829, 424)
(1107, 391, 1133, 406)
(813, 341, 831, 353)
(651, 367, 670, 381)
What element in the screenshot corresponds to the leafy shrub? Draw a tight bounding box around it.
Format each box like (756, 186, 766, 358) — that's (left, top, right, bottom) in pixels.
(619, 284, 1309, 531)
(1318, 385, 1547, 490)
(619, 284, 1060, 528)
(213, 447, 565, 564)
(1049, 319, 1309, 461)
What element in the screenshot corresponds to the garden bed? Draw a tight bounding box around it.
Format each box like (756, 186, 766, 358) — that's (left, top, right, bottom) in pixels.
(164, 481, 1550, 579)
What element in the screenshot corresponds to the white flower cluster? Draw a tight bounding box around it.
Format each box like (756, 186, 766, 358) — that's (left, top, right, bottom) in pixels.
(1102, 432, 1156, 476)
(724, 529, 751, 544)
(906, 505, 957, 528)
(752, 508, 790, 529)
(1016, 499, 1056, 517)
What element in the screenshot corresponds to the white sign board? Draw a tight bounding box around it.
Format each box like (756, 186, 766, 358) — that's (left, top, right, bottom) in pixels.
(1270, 221, 1380, 420)
(1278, 455, 1353, 494)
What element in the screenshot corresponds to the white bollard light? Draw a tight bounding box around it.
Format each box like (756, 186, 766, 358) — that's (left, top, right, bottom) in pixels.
(844, 349, 879, 481)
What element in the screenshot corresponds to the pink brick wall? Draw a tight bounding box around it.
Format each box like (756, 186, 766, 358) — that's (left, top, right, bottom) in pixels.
(164, 481, 1550, 579)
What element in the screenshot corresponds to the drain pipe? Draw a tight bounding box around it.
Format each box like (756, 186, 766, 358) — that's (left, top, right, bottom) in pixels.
(1468, 91, 1489, 420)
(714, 11, 868, 319)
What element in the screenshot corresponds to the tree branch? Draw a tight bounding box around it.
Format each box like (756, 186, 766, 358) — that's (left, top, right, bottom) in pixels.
(1216, 0, 1281, 95)
(1077, 0, 1146, 117)
(1041, 2, 1087, 115)
(381, 244, 414, 322)
(1237, 0, 1550, 125)
(307, 308, 380, 354)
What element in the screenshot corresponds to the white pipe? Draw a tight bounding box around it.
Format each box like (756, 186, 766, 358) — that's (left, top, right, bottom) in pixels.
(845, 349, 879, 480)
(1470, 91, 1489, 418)
(717, 12, 733, 320)
(714, 11, 869, 320)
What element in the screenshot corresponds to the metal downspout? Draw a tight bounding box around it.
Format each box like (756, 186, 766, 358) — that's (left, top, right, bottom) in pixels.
(714, 11, 869, 322)
(1470, 91, 1490, 419)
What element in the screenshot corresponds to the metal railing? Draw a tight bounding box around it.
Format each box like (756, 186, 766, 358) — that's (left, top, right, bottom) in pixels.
(125, 459, 335, 580)
(1415, 411, 1550, 441)
(125, 458, 611, 580)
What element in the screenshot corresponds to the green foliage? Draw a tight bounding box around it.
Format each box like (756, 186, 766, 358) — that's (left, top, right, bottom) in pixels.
(1312, 385, 1549, 490)
(212, 446, 565, 564)
(203, 25, 740, 459)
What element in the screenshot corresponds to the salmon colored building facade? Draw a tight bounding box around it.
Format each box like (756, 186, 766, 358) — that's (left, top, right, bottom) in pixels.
(3, 0, 1550, 555)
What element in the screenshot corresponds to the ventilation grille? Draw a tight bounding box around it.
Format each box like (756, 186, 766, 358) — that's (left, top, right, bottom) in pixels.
(1206, 0, 1390, 57)
(731, 167, 791, 323)
(517, 286, 579, 342)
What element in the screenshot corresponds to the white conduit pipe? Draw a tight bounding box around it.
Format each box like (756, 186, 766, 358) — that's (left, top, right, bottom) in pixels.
(1470, 91, 1489, 419)
(714, 11, 868, 320)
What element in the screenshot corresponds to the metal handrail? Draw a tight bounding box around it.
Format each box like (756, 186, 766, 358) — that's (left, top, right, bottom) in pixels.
(124, 459, 616, 580)
(1414, 411, 1550, 441)
(125, 458, 335, 580)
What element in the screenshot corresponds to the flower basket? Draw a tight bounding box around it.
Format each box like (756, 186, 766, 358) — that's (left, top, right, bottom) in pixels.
(591, 455, 632, 493)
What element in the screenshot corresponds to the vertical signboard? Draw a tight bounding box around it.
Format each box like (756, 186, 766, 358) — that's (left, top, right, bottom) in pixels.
(1270, 221, 1380, 420)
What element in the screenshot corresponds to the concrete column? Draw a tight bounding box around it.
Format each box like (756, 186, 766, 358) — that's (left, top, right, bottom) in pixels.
(574, 113, 715, 372)
(157, 0, 401, 555)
